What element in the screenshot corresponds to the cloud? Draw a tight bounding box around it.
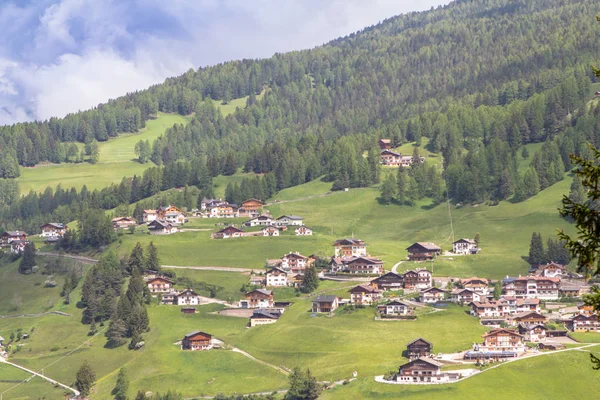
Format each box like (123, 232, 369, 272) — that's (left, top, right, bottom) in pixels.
(0, 0, 450, 125)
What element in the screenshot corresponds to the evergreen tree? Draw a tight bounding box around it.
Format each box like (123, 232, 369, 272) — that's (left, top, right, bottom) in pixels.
(146, 242, 161, 272)
(18, 242, 37, 274)
(301, 265, 320, 294)
(379, 174, 396, 204)
(128, 242, 145, 274)
(75, 360, 96, 397)
(528, 232, 546, 266)
(284, 368, 322, 400)
(569, 176, 586, 205)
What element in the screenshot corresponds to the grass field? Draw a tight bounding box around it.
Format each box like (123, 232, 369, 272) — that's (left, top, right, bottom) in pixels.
(113, 171, 573, 280)
(321, 345, 600, 399)
(213, 91, 266, 117)
(17, 113, 190, 193)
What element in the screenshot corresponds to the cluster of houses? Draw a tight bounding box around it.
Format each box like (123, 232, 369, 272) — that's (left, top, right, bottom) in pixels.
(141, 205, 187, 234)
(196, 198, 264, 219)
(1, 230, 31, 254)
(212, 215, 312, 239)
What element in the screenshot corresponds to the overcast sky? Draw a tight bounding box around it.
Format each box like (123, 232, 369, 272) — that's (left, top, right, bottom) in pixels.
(0, 0, 451, 125)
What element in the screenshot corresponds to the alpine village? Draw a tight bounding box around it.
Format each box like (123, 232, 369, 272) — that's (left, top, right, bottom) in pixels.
(2, 1, 600, 399)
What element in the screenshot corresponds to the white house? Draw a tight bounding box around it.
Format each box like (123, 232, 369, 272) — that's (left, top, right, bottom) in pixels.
(175, 289, 200, 306)
(266, 267, 288, 287)
(40, 223, 66, 239)
(295, 226, 313, 236)
(419, 287, 446, 303)
(452, 238, 480, 254)
(243, 215, 274, 227)
(377, 300, 412, 316)
(262, 226, 280, 237)
(142, 209, 158, 223)
(274, 215, 304, 226)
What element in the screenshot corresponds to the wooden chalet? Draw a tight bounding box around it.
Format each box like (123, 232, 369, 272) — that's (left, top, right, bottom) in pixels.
(249, 309, 281, 327)
(402, 269, 432, 290)
(518, 324, 547, 342)
(460, 277, 489, 294)
(181, 307, 197, 314)
(262, 225, 280, 236)
(450, 288, 481, 304)
(112, 216, 137, 230)
(212, 226, 244, 239)
(243, 214, 273, 227)
(377, 300, 412, 316)
(502, 276, 560, 300)
(281, 252, 310, 274)
(158, 205, 182, 219)
(478, 328, 525, 353)
(395, 358, 458, 384)
(419, 287, 446, 303)
(1, 231, 27, 246)
(240, 289, 274, 309)
(378, 138, 392, 150)
(240, 199, 264, 211)
(349, 284, 382, 305)
(380, 149, 402, 166)
(312, 295, 339, 313)
(142, 209, 158, 223)
(406, 338, 432, 359)
(147, 219, 178, 235)
(330, 256, 383, 275)
(333, 238, 367, 258)
(274, 215, 304, 227)
(406, 242, 441, 262)
(568, 313, 600, 332)
(146, 276, 175, 293)
(531, 262, 566, 278)
(182, 331, 213, 351)
(175, 289, 200, 306)
(511, 311, 546, 326)
(452, 238, 479, 255)
(371, 272, 404, 291)
(40, 223, 66, 239)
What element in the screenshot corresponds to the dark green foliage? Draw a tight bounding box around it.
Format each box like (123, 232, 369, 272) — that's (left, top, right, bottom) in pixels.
(300, 264, 320, 294)
(528, 232, 547, 266)
(569, 176, 586, 205)
(146, 242, 160, 272)
(81, 251, 123, 324)
(128, 242, 145, 274)
(378, 174, 396, 204)
(113, 368, 129, 400)
(284, 368, 322, 400)
(18, 242, 36, 274)
(75, 360, 96, 397)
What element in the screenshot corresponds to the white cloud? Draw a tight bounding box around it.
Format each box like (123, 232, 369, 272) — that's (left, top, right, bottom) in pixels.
(0, 0, 451, 125)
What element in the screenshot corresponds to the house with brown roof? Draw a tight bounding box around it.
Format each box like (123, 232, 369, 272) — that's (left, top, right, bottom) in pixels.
(182, 331, 213, 351)
(510, 311, 546, 326)
(380, 149, 403, 166)
(450, 288, 481, 304)
(212, 226, 244, 239)
(174, 289, 200, 306)
(249, 309, 281, 327)
(377, 300, 413, 316)
(518, 324, 547, 342)
(146, 276, 175, 293)
(243, 214, 274, 227)
(502, 276, 560, 300)
(419, 287, 446, 303)
(312, 295, 339, 313)
(274, 215, 304, 227)
(371, 272, 404, 291)
(147, 220, 178, 235)
(262, 225, 280, 237)
(402, 269, 432, 290)
(241, 199, 264, 211)
(333, 238, 367, 257)
(406, 242, 441, 262)
(478, 329, 526, 354)
(142, 209, 158, 223)
(531, 262, 567, 278)
(349, 284, 382, 305)
(266, 267, 288, 287)
(452, 238, 480, 255)
(40, 223, 66, 239)
(112, 217, 137, 230)
(281, 252, 310, 274)
(330, 256, 384, 275)
(240, 289, 274, 309)
(1, 231, 27, 246)
(568, 313, 600, 332)
(395, 358, 459, 384)
(406, 338, 433, 359)
(460, 277, 489, 294)
(378, 138, 392, 150)
(294, 226, 313, 236)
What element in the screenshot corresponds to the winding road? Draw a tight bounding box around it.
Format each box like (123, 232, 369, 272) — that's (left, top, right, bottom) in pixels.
(0, 356, 79, 397)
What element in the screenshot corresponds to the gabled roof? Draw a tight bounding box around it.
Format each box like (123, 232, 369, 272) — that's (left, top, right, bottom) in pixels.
(482, 328, 523, 339)
(421, 287, 445, 294)
(333, 238, 365, 246)
(216, 225, 244, 234)
(2, 231, 26, 237)
(349, 284, 380, 294)
(267, 267, 287, 275)
(518, 323, 547, 331)
(379, 139, 391, 144)
(184, 330, 212, 339)
(283, 252, 308, 260)
(314, 295, 338, 303)
(146, 276, 174, 284)
(453, 238, 477, 244)
(460, 277, 489, 285)
(277, 215, 304, 220)
(371, 272, 403, 282)
(40, 222, 65, 229)
(143, 209, 158, 214)
(380, 149, 401, 156)
(386, 300, 411, 307)
(177, 289, 198, 296)
(247, 289, 272, 296)
(242, 198, 264, 204)
(251, 309, 281, 319)
(407, 242, 441, 251)
(452, 288, 476, 295)
(407, 337, 432, 347)
(512, 311, 546, 320)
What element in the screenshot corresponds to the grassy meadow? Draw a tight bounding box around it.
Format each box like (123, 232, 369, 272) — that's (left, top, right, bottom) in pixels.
(17, 113, 190, 193)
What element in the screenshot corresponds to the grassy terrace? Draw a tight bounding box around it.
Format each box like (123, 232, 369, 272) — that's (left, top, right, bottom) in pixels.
(17, 113, 191, 193)
(109, 172, 573, 279)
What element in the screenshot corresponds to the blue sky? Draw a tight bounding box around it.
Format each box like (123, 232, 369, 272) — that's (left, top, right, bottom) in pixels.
(0, 0, 450, 125)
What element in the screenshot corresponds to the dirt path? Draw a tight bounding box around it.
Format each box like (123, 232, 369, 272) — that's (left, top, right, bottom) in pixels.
(163, 265, 256, 273)
(231, 347, 290, 375)
(391, 260, 405, 274)
(38, 252, 98, 264)
(0, 356, 79, 396)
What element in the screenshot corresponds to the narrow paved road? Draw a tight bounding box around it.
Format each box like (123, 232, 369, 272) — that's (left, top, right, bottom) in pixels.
(164, 265, 256, 273)
(0, 356, 79, 396)
(38, 251, 98, 264)
(391, 260, 405, 274)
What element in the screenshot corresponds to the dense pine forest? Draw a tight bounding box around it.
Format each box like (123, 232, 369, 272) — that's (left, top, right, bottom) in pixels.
(2, 0, 600, 233)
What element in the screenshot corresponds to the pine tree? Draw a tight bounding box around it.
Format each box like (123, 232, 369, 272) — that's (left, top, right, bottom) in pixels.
(284, 368, 322, 400)
(379, 174, 396, 204)
(18, 242, 37, 274)
(528, 232, 546, 266)
(75, 360, 96, 397)
(128, 242, 145, 274)
(146, 242, 161, 272)
(301, 265, 320, 294)
(569, 176, 586, 205)
(113, 368, 129, 400)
